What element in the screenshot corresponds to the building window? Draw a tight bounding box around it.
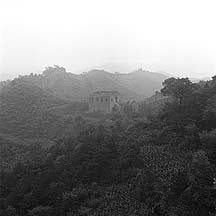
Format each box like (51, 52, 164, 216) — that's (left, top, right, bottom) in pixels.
(96, 97, 99, 102)
(115, 97, 118, 102)
(101, 97, 103, 102)
(111, 98, 113, 102)
(105, 98, 108, 102)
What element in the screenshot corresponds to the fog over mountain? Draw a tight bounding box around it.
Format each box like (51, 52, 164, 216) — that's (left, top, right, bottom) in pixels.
(1, 66, 168, 101)
(1, 0, 216, 80)
(84, 62, 212, 82)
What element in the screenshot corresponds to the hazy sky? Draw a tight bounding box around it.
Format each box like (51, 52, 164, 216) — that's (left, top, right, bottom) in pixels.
(1, 0, 216, 80)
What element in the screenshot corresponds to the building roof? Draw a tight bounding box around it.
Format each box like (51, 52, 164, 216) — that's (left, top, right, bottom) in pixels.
(90, 91, 120, 97)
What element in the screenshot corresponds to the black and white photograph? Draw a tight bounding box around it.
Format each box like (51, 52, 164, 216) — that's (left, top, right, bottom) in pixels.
(0, 0, 216, 215)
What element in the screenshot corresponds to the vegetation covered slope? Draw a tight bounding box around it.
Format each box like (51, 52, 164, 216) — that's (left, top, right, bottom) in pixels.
(1, 75, 216, 216)
(0, 79, 70, 139)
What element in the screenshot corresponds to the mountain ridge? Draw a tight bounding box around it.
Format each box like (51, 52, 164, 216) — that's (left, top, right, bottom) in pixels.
(1, 66, 168, 101)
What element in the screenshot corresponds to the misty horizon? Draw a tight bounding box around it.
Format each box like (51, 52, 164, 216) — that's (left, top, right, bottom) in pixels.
(1, 0, 216, 81)
(0, 62, 214, 82)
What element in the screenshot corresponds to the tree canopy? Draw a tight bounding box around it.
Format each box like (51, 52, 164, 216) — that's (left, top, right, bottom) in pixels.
(1, 76, 216, 216)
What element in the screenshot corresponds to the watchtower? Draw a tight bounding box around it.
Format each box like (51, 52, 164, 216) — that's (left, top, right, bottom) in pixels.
(89, 91, 120, 112)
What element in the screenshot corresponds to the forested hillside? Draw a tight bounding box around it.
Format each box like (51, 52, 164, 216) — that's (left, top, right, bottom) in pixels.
(1, 76, 216, 216)
(3, 66, 167, 101)
(0, 79, 89, 171)
(0, 79, 70, 139)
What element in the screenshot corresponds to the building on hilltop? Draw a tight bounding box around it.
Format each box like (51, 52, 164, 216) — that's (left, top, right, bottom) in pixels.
(89, 91, 120, 113)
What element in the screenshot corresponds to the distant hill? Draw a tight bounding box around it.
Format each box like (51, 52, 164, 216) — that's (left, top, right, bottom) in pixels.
(8, 66, 168, 101)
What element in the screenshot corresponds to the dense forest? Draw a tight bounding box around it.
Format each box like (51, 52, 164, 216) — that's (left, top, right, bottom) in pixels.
(1, 74, 216, 215)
